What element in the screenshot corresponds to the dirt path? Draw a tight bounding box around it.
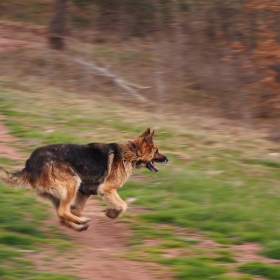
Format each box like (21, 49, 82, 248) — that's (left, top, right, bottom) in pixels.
(31, 199, 162, 280)
(0, 114, 163, 280)
(0, 114, 23, 160)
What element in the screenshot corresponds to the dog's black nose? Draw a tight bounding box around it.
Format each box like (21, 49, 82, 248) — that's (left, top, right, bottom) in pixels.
(165, 157, 169, 163)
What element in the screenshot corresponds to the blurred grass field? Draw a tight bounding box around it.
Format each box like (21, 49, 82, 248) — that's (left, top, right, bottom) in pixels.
(0, 166, 75, 279)
(1, 82, 280, 279)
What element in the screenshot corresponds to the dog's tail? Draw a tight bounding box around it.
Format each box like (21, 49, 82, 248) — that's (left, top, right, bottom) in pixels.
(0, 166, 30, 188)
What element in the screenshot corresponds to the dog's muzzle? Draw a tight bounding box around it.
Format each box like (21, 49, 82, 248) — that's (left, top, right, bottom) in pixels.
(146, 156, 168, 172)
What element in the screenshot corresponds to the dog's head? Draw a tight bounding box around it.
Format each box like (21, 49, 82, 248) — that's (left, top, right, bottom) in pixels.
(130, 127, 168, 172)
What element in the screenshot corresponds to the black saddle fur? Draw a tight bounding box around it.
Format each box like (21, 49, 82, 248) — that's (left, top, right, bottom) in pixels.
(24, 143, 121, 195)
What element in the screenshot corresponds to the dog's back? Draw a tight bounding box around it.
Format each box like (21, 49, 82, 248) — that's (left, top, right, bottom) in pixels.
(25, 143, 120, 194)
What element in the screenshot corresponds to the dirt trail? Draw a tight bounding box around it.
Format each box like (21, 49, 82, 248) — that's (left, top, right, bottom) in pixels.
(0, 114, 163, 280)
(32, 199, 162, 280)
(0, 114, 23, 160)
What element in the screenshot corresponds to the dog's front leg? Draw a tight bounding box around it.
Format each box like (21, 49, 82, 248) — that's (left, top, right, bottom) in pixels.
(71, 191, 91, 217)
(101, 187, 127, 219)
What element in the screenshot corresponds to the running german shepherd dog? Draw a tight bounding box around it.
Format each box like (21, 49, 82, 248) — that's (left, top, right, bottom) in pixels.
(0, 128, 168, 231)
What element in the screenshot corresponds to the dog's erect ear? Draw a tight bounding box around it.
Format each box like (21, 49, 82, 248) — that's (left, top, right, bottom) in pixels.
(146, 129, 155, 142)
(139, 127, 151, 138)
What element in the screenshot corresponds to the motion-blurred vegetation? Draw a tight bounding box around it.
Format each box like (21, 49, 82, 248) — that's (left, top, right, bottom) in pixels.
(1, 0, 280, 279)
(1, 0, 280, 129)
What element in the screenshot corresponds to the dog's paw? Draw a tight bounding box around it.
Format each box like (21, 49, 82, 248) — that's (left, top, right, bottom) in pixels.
(77, 223, 90, 231)
(79, 216, 91, 225)
(60, 218, 90, 231)
(105, 208, 121, 219)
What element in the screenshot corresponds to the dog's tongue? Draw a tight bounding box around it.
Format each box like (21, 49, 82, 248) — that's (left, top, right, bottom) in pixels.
(151, 161, 159, 171)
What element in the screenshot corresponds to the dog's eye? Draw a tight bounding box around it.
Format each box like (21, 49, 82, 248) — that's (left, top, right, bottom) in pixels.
(155, 149, 158, 154)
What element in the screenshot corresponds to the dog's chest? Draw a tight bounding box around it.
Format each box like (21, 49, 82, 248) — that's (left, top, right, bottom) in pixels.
(105, 160, 132, 188)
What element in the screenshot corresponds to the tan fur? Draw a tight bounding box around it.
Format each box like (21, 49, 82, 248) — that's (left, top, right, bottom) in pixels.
(30, 162, 90, 226)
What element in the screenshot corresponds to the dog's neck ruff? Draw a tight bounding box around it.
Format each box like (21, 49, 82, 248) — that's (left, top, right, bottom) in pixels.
(121, 142, 139, 170)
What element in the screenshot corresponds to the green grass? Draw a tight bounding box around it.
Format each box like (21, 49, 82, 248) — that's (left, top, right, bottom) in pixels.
(1, 85, 280, 279)
(244, 159, 280, 169)
(159, 257, 228, 279)
(260, 241, 280, 260)
(239, 262, 280, 280)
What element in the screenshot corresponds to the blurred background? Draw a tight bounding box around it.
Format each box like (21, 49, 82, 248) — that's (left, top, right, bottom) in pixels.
(1, 1, 280, 280)
(1, 0, 280, 132)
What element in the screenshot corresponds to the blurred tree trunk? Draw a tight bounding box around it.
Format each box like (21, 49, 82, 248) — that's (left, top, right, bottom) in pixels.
(48, 0, 68, 50)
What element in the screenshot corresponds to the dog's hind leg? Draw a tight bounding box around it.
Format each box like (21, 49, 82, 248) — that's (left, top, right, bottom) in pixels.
(71, 191, 91, 217)
(40, 192, 89, 231)
(100, 187, 127, 219)
(55, 181, 90, 226)
(38, 163, 91, 229)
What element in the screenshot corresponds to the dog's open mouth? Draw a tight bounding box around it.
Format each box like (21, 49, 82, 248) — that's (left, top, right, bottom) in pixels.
(146, 161, 159, 172)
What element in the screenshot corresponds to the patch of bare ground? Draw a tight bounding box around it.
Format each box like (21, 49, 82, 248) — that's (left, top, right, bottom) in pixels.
(233, 243, 280, 265)
(141, 226, 275, 279)
(0, 37, 39, 52)
(0, 114, 24, 161)
(0, 20, 46, 39)
(0, 21, 43, 55)
(31, 198, 164, 280)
